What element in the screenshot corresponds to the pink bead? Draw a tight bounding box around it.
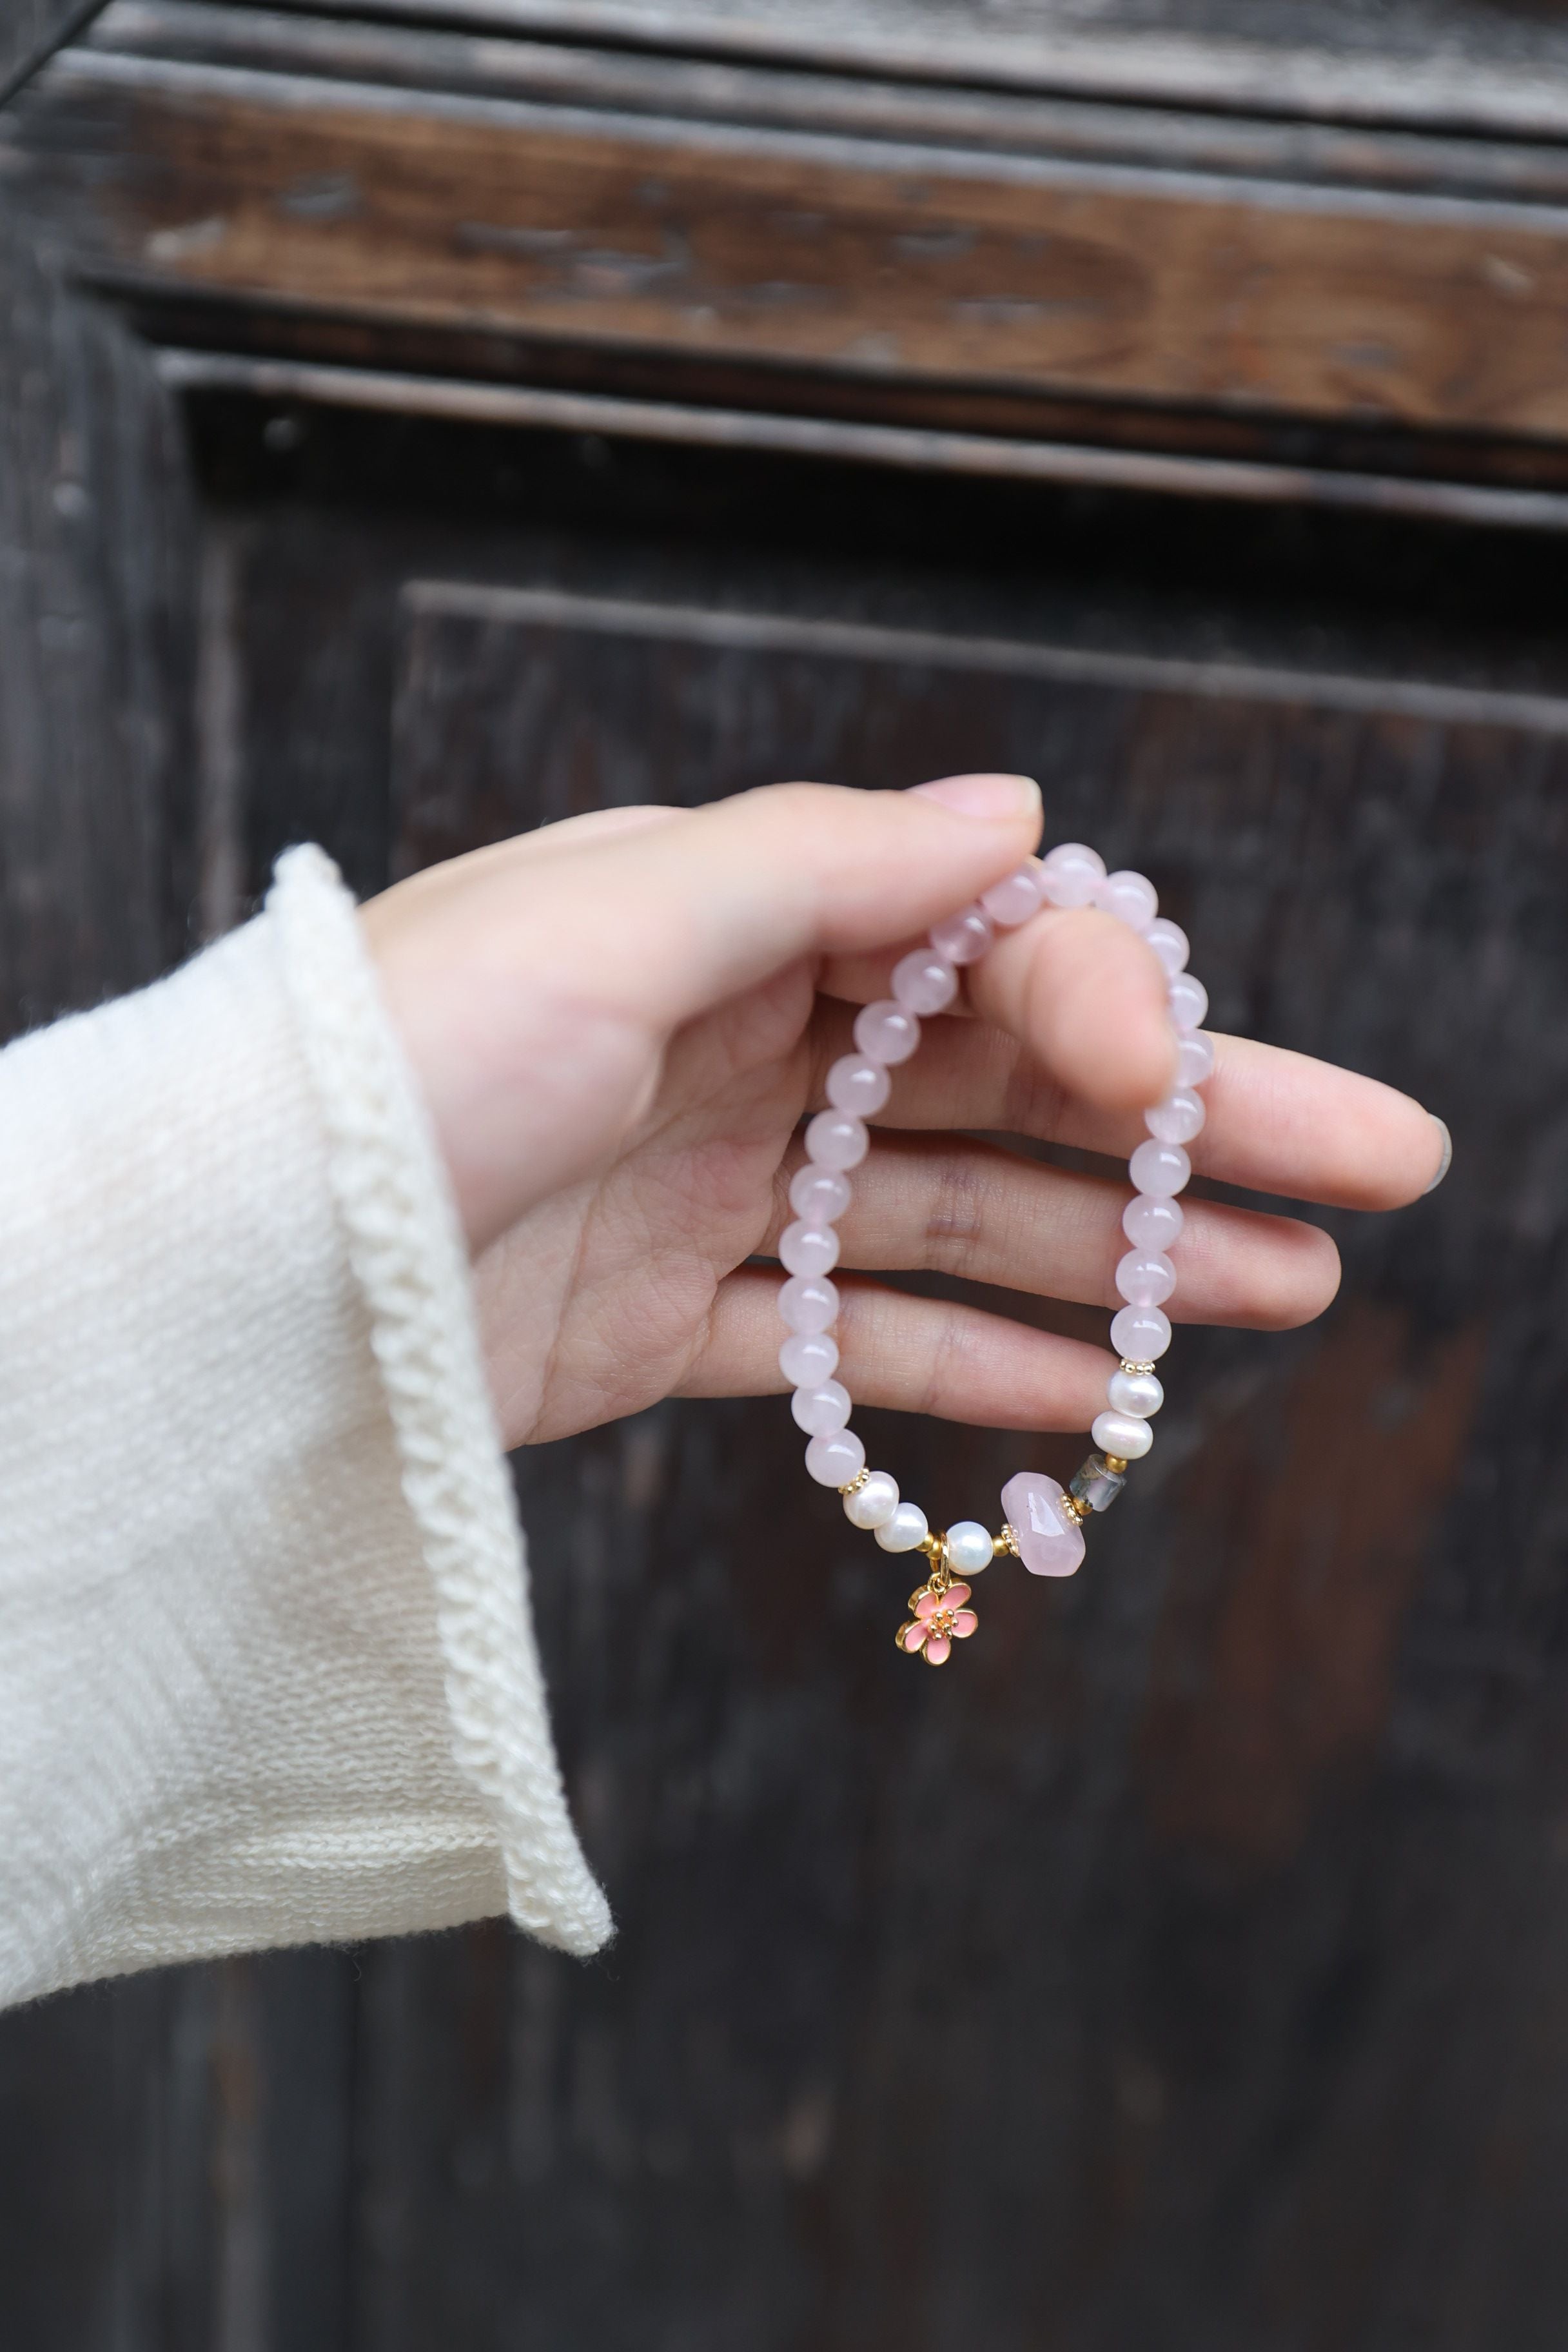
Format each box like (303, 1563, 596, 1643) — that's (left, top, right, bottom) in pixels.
(930, 906, 994, 966)
(1039, 842, 1104, 908)
(1144, 1088, 1206, 1146)
(1111, 1304, 1171, 1360)
(1116, 1248, 1175, 1306)
(805, 1110, 868, 1170)
(779, 1275, 839, 1333)
(980, 863, 1045, 926)
(854, 999, 921, 1066)
(790, 1166, 851, 1224)
(780, 1220, 839, 1278)
(1095, 869, 1159, 932)
(892, 949, 958, 1015)
(1144, 917, 1189, 977)
(1129, 1139, 1190, 1197)
(826, 1054, 891, 1118)
(805, 1428, 864, 1487)
(1168, 973, 1209, 1032)
(1176, 1030, 1215, 1088)
(779, 1330, 838, 1385)
(791, 1378, 852, 1436)
(1122, 1192, 1184, 1251)
(1000, 1471, 1084, 1579)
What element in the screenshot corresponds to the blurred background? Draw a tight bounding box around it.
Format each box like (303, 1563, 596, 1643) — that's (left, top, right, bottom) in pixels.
(5, 1, 1568, 2344)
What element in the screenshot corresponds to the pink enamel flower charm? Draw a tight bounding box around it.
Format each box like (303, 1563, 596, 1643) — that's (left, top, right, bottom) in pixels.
(898, 1582, 978, 1665)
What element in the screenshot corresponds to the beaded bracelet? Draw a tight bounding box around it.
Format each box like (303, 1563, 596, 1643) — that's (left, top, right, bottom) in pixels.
(778, 842, 1213, 1665)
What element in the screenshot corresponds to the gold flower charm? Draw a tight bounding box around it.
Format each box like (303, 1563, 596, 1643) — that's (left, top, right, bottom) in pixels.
(897, 1582, 979, 1665)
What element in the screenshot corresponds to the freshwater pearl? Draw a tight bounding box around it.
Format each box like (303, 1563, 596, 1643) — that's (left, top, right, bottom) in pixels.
(1129, 1139, 1191, 1197)
(1110, 1304, 1172, 1360)
(805, 1110, 868, 1170)
(789, 1166, 852, 1224)
(805, 1429, 865, 1487)
(827, 1054, 892, 1118)
(779, 1331, 838, 1386)
(930, 906, 994, 966)
(1091, 1410, 1153, 1460)
(1145, 1088, 1206, 1145)
(1116, 1249, 1175, 1307)
(854, 999, 921, 1066)
(1168, 973, 1209, 1032)
(1122, 1193, 1184, 1251)
(792, 1379, 852, 1436)
(1097, 869, 1159, 932)
(892, 950, 958, 1015)
(1175, 1031, 1215, 1087)
(780, 1221, 839, 1278)
(945, 1520, 994, 1574)
(779, 1274, 839, 1334)
(1039, 842, 1104, 908)
(876, 1501, 929, 1552)
(1144, 917, 1189, 977)
(845, 1470, 900, 1529)
(1107, 1367, 1163, 1417)
(980, 863, 1045, 926)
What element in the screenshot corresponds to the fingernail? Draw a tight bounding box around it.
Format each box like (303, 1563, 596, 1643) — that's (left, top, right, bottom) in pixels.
(1423, 1115, 1452, 1194)
(911, 772, 1041, 821)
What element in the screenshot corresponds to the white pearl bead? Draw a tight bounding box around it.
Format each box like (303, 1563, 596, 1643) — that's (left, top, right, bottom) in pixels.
(1091, 1410, 1153, 1460)
(845, 1469, 899, 1529)
(945, 1520, 994, 1574)
(876, 1501, 929, 1552)
(1107, 1367, 1163, 1418)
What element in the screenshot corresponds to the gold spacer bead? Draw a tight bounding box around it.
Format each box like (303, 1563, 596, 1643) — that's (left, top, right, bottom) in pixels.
(1119, 1360, 1157, 1377)
(994, 1525, 1019, 1558)
(1103, 1455, 1128, 1475)
(918, 1532, 943, 1557)
(838, 1469, 870, 1497)
(1060, 1493, 1090, 1524)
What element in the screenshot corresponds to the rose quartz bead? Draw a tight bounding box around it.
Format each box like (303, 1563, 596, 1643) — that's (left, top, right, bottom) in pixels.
(805, 1110, 868, 1170)
(1176, 1031, 1216, 1088)
(1096, 869, 1158, 932)
(892, 949, 958, 1015)
(779, 1330, 838, 1386)
(930, 906, 994, 966)
(1122, 1193, 1184, 1251)
(790, 1166, 852, 1224)
(1168, 973, 1209, 1032)
(779, 1274, 839, 1333)
(1117, 1248, 1175, 1306)
(1111, 1303, 1171, 1359)
(780, 1220, 839, 1279)
(1092, 1409, 1153, 1460)
(805, 1429, 865, 1487)
(1000, 1471, 1085, 1578)
(1145, 1088, 1206, 1146)
(854, 999, 921, 1066)
(826, 1054, 892, 1118)
(1039, 842, 1104, 908)
(791, 1378, 852, 1436)
(980, 863, 1045, 926)
(1144, 917, 1189, 977)
(1129, 1139, 1190, 1196)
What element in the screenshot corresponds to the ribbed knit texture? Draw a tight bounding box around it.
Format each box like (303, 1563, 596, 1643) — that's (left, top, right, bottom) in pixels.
(0, 848, 610, 2010)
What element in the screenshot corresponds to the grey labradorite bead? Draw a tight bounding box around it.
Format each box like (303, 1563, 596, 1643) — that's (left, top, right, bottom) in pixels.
(1070, 1455, 1127, 1514)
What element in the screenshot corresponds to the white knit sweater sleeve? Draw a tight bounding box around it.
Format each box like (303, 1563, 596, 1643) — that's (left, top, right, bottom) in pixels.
(0, 845, 612, 2010)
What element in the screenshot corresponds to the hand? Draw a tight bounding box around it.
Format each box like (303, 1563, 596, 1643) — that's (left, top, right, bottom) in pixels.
(360, 777, 1447, 1449)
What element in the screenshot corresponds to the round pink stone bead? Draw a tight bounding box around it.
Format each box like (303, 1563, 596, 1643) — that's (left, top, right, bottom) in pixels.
(1145, 1088, 1207, 1146)
(791, 1378, 852, 1436)
(1168, 973, 1209, 1032)
(780, 1220, 839, 1279)
(854, 999, 921, 1066)
(826, 1054, 891, 1118)
(930, 906, 994, 966)
(1129, 1139, 1191, 1197)
(1039, 842, 1104, 909)
(1116, 1248, 1175, 1307)
(790, 1166, 852, 1224)
(1144, 917, 1190, 977)
(779, 1274, 839, 1334)
(805, 1428, 865, 1488)
(1176, 1030, 1216, 1088)
(1122, 1192, 1184, 1251)
(779, 1330, 838, 1386)
(980, 863, 1045, 926)
(1097, 870, 1158, 932)
(892, 949, 958, 1015)
(1111, 1303, 1172, 1360)
(805, 1110, 868, 1170)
